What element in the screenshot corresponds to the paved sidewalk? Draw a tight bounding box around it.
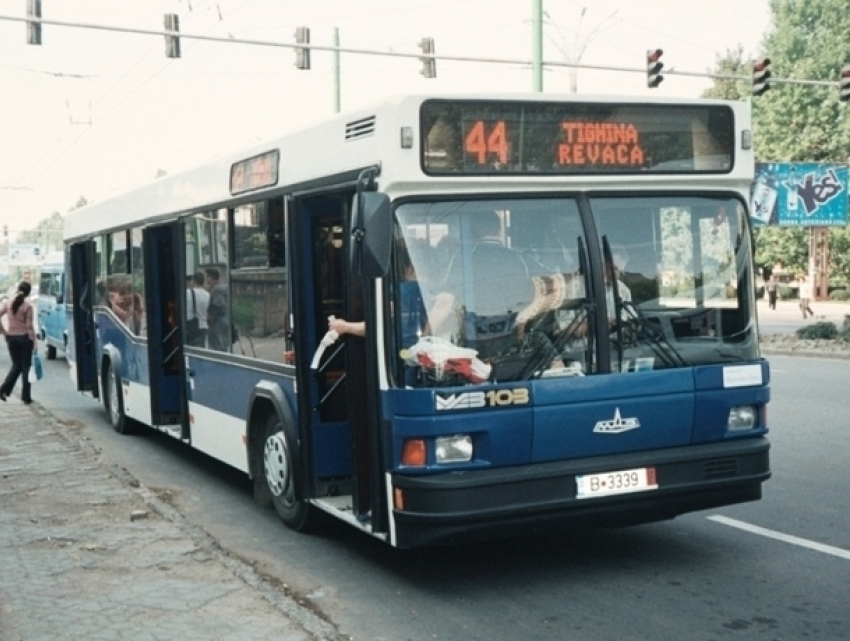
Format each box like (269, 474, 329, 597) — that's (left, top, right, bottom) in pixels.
(0, 401, 342, 641)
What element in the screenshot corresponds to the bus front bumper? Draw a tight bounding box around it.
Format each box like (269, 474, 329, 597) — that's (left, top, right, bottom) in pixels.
(390, 437, 770, 549)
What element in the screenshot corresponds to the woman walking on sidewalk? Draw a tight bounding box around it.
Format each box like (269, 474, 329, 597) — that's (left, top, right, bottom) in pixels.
(798, 274, 815, 319)
(0, 281, 37, 404)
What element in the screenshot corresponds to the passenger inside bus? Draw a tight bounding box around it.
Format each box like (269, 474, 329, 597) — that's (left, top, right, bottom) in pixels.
(426, 210, 543, 357)
(329, 239, 426, 349)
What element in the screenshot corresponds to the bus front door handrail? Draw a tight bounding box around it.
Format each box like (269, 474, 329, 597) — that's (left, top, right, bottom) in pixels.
(313, 341, 347, 410)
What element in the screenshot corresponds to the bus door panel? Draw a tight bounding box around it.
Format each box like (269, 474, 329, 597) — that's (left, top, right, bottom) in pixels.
(69, 240, 99, 396)
(291, 198, 352, 495)
(143, 224, 187, 429)
(292, 190, 384, 524)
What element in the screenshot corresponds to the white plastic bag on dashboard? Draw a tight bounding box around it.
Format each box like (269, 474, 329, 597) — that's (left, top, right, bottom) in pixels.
(403, 336, 491, 384)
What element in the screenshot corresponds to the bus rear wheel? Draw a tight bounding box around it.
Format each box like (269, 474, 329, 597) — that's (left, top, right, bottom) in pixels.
(104, 362, 134, 435)
(261, 414, 317, 532)
(46, 344, 57, 360)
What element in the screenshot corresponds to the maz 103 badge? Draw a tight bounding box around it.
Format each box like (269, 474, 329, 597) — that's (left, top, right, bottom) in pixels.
(435, 388, 530, 411)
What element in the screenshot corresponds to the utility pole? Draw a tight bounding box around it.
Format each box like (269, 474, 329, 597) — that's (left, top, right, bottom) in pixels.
(532, 0, 543, 92)
(333, 28, 341, 113)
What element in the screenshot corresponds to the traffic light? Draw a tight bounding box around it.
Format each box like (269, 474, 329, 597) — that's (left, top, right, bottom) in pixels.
(26, 0, 41, 45)
(839, 65, 850, 102)
(164, 13, 180, 58)
(752, 58, 771, 97)
(418, 37, 436, 79)
(646, 49, 663, 88)
(294, 27, 310, 70)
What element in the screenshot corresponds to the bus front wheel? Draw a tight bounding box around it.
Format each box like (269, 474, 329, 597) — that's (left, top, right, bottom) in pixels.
(261, 414, 317, 532)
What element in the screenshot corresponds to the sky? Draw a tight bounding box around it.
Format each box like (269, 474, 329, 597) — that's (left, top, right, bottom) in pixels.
(0, 0, 773, 240)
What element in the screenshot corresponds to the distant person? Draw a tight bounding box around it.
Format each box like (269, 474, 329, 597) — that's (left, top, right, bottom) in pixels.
(205, 268, 230, 351)
(766, 274, 778, 311)
(0, 281, 37, 404)
(798, 274, 814, 319)
(186, 272, 210, 347)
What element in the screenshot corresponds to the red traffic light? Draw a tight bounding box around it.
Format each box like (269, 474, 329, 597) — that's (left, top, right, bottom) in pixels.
(752, 58, 771, 97)
(646, 49, 664, 89)
(754, 58, 771, 72)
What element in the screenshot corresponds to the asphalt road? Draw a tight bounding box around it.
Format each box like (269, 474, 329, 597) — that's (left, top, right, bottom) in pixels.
(11, 348, 850, 641)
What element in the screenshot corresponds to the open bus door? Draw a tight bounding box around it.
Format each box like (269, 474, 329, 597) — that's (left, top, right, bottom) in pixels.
(69, 240, 99, 396)
(143, 223, 188, 431)
(289, 189, 388, 531)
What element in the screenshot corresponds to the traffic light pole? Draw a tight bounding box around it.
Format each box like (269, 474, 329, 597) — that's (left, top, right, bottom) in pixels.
(532, 0, 543, 92)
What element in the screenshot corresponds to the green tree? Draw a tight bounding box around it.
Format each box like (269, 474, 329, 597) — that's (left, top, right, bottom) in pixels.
(701, 46, 751, 101)
(753, 225, 809, 275)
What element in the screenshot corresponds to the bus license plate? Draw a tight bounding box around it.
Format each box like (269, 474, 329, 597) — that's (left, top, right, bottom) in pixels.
(575, 467, 658, 499)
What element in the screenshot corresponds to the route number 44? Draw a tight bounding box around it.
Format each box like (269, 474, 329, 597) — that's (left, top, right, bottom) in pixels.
(465, 120, 509, 165)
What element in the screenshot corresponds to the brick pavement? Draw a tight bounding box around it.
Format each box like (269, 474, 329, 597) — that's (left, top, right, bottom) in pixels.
(0, 400, 342, 641)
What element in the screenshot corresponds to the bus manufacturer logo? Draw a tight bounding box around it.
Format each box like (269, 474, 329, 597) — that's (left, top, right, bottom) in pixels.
(435, 388, 530, 411)
(593, 408, 640, 434)
(436, 392, 487, 411)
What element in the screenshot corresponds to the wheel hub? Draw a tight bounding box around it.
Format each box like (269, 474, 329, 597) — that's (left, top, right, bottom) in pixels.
(263, 432, 290, 497)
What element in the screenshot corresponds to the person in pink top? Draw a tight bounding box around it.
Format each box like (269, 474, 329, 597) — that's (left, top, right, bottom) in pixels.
(0, 281, 37, 404)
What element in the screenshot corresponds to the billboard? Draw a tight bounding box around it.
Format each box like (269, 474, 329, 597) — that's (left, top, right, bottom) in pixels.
(7, 244, 46, 266)
(750, 162, 848, 227)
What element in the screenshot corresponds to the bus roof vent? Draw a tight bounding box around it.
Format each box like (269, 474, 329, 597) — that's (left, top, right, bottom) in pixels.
(345, 116, 376, 141)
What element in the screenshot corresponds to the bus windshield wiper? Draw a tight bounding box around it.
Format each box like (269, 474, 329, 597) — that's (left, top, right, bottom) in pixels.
(522, 299, 592, 379)
(620, 301, 688, 368)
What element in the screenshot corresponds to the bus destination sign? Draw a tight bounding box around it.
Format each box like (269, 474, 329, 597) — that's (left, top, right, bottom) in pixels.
(421, 99, 734, 176)
(230, 149, 280, 195)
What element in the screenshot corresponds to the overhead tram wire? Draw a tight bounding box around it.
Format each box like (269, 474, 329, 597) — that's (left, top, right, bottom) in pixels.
(1, 13, 841, 91)
(0, 3, 248, 209)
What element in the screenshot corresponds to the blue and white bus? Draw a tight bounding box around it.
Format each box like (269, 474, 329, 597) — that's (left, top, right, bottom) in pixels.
(37, 251, 68, 360)
(65, 94, 770, 548)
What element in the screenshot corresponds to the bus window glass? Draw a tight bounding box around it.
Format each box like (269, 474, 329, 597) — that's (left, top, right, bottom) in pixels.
(233, 202, 269, 268)
(395, 198, 589, 386)
(204, 211, 231, 352)
(230, 199, 288, 362)
(105, 231, 136, 332)
(131, 227, 145, 337)
(592, 196, 757, 369)
(183, 209, 231, 351)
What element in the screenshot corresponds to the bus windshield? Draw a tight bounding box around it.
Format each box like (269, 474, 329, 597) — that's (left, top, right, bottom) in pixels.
(394, 195, 757, 387)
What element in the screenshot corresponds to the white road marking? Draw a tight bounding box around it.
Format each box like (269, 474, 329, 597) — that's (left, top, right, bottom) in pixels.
(708, 515, 850, 561)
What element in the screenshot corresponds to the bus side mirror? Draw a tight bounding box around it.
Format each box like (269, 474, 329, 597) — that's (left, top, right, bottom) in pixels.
(350, 191, 391, 278)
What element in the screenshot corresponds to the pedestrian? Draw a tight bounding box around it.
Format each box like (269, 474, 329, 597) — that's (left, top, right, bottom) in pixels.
(186, 271, 210, 347)
(766, 274, 777, 311)
(798, 274, 814, 319)
(0, 281, 37, 404)
(205, 267, 230, 351)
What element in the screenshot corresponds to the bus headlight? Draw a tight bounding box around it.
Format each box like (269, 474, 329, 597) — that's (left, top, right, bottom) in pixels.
(727, 405, 757, 431)
(435, 435, 473, 464)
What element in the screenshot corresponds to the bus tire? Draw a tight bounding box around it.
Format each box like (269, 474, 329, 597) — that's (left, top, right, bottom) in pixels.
(104, 361, 134, 435)
(46, 344, 57, 360)
(261, 413, 318, 532)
